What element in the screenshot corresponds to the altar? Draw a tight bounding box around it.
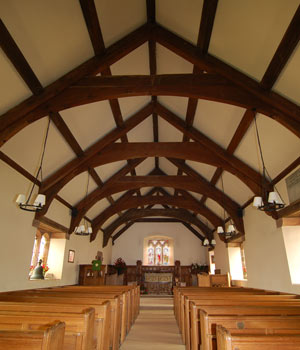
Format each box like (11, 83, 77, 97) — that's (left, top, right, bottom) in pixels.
(144, 272, 173, 295)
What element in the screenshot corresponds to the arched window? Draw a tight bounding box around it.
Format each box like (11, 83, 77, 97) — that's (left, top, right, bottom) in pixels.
(146, 238, 172, 266)
(30, 230, 50, 273)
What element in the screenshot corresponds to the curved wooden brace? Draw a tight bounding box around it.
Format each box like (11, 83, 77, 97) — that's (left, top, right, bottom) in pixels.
(90, 194, 224, 234)
(39, 140, 264, 217)
(81, 175, 244, 239)
(100, 208, 214, 247)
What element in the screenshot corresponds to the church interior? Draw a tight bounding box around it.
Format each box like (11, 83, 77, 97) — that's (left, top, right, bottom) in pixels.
(0, 0, 300, 349)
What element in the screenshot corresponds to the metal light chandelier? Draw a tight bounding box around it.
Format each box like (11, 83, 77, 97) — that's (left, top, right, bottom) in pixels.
(252, 116, 285, 212)
(16, 118, 50, 212)
(74, 171, 93, 236)
(217, 173, 237, 240)
(203, 220, 216, 247)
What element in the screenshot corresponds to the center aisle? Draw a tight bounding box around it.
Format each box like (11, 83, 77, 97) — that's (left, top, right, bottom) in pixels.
(120, 296, 185, 350)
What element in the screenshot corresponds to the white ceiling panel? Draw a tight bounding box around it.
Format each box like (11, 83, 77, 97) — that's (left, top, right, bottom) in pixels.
(127, 116, 154, 142)
(95, 160, 128, 183)
(157, 96, 189, 121)
(235, 113, 300, 179)
(156, 44, 194, 74)
(86, 198, 111, 220)
(273, 43, 300, 105)
(95, 0, 146, 47)
(134, 158, 155, 176)
(111, 191, 127, 202)
(193, 99, 245, 148)
(119, 97, 151, 122)
(159, 158, 180, 176)
(101, 214, 120, 230)
(215, 171, 254, 205)
(1, 118, 74, 178)
(61, 100, 116, 151)
(0, 51, 31, 115)
(158, 117, 183, 142)
(209, 0, 299, 81)
(110, 43, 149, 75)
(185, 161, 216, 182)
(205, 198, 224, 219)
(188, 191, 203, 202)
(58, 171, 90, 205)
(156, 0, 204, 45)
(0, 0, 94, 87)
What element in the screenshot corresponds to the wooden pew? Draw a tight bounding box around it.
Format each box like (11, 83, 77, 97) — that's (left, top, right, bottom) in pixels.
(176, 288, 287, 340)
(0, 301, 110, 350)
(0, 293, 120, 350)
(52, 285, 139, 329)
(191, 304, 300, 350)
(216, 325, 300, 350)
(0, 321, 65, 350)
(183, 294, 300, 350)
(14, 288, 128, 341)
(0, 308, 95, 350)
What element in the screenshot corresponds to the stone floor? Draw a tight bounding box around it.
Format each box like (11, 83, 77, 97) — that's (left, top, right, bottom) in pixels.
(120, 296, 185, 350)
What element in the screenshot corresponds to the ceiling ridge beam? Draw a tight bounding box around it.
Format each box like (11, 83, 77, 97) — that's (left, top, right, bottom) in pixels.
(146, 0, 156, 23)
(260, 5, 300, 90)
(153, 24, 300, 138)
(0, 23, 152, 146)
(0, 19, 43, 95)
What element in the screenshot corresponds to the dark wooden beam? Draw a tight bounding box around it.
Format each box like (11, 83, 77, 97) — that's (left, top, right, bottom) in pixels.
(155, 105, 265, 193)
(86, 175, 244, 236)
(0, 23, 152, 146)
(40, 102, 153, 193)
(49, 112, 83, 157)
(197, 0, 219, 53)
(272, 156, 300, 185)
(146, 0, 156, 23)
(92, 194, 223, 232)
(181, 222, 205, 241)
(154, 24, 300, 138)
(41, 74, 275, 116)
(61, 141, 263, 194)
(277, 198, 300, 219)
(0, 19, 43, 95)
(260, 5, 300, 90)
(79, 0, 105, 55)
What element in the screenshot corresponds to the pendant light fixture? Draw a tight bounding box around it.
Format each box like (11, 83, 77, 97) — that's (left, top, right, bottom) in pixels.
(16, 118, 50, 212)
(252, 116, 285, 211)
(217, 173, 237, 240)
(74, 171, 93, 236)
(203, 220, 216, 247)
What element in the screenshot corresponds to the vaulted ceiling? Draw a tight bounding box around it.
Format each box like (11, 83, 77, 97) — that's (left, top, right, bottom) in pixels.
(1, 0, 299, 247)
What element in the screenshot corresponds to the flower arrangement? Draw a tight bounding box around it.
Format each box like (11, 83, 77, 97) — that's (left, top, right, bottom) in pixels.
(114, 257, 126, 275)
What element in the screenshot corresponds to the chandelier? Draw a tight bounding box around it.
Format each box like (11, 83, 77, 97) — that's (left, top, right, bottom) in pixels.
(217, 173, 237, 240)
(74, 171, 92, 236)
(16, 118, 50, 212)
(203, 237, 216, 247)
(252, 116, 285, 211)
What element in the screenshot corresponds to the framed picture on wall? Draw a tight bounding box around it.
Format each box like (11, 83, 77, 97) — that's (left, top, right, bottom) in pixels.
(68, 249, 75, 263)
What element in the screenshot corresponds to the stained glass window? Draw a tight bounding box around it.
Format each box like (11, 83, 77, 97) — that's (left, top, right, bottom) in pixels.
(147, 239, 170, 265)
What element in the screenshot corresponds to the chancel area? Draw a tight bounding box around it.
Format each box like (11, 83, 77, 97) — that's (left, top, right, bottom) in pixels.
(1, 0, 300, 349)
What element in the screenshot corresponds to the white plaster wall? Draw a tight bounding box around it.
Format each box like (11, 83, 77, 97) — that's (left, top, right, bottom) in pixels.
(243, 205, 300, 294)
(0, 162, 112, 292)
(111, 222, 208, 266)
(213, 233, 230, 274)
